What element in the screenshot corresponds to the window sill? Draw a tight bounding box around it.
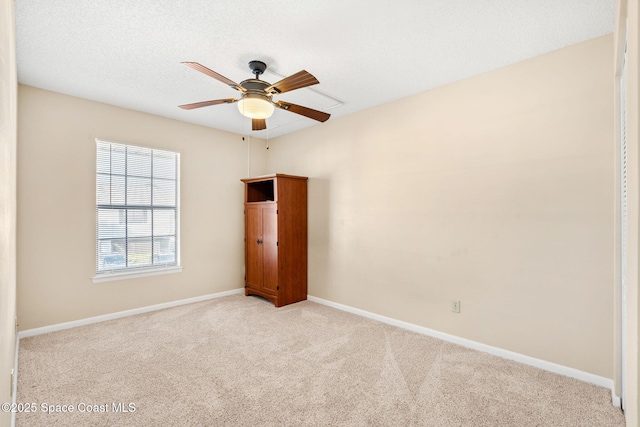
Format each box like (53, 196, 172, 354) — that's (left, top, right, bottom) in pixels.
(92, 266, 182, 283)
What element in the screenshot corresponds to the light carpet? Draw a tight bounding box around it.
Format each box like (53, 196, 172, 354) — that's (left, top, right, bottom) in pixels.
(16, 294, 625, 426)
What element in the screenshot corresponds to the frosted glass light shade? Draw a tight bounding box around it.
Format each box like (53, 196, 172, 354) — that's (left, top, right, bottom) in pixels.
(237, 96, 274, 119)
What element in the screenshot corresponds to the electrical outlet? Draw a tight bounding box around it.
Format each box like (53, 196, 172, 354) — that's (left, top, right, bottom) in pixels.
(452, 300, 461, 313)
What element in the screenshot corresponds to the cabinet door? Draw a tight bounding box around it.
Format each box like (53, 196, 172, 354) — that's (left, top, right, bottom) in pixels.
(245, 205, 263, 291)
(261, 206, 279, 295)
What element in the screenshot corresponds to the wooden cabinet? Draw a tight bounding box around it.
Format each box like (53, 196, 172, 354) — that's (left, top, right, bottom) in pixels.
(241, 174, 308, 307)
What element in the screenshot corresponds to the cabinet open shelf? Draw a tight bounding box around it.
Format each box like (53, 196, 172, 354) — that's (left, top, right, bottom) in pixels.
(246, 180, 275, 202)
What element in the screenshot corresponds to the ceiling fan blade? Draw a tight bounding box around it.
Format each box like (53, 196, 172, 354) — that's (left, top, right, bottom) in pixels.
(276, 101, 330, 122)
(252, 118, 267, 131)
(178, 98, 237, 110)
(265, 70, 319, 94)
(181, 62, 246, 92)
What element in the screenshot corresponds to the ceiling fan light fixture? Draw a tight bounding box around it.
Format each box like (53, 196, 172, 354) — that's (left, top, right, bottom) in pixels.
(237, 94, 274, 119)
(180, 61, 330, 130)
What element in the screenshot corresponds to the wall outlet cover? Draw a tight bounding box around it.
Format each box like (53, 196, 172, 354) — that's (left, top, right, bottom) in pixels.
(452, 300, 461, 313)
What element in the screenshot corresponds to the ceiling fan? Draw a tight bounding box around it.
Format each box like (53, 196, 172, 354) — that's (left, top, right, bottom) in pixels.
(179, 60, 331, 131)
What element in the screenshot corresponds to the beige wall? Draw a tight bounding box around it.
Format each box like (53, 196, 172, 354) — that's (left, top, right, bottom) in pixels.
(267, 36, 615, 378)
(615, 0, 640, 424)
(0, 1, 17, 426)
(17, 85, 268, 330)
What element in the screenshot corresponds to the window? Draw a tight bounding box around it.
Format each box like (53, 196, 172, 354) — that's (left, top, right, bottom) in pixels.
(95, 140, 180, 279)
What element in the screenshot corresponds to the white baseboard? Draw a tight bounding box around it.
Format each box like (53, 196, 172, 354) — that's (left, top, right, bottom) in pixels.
(612, 394, 621, 408)
(307, 295, 621, 408)
(17, 288, 244, 339)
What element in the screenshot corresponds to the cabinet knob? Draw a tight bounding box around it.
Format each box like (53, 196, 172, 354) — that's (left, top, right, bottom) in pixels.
(257, 239, 263, 245)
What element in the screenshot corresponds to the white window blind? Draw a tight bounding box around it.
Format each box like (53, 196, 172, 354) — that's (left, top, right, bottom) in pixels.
(96, 140, 180, 275)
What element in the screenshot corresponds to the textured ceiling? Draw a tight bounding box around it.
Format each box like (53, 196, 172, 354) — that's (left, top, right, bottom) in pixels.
(15, 0, 615, 139)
